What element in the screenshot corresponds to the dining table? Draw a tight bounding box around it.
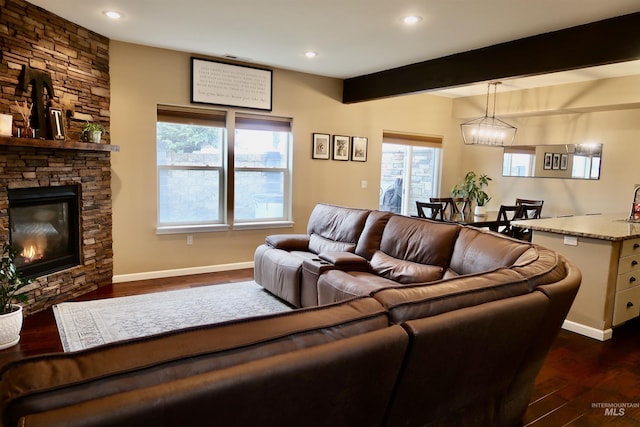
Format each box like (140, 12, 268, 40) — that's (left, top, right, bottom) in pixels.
(436, 211, 507, 231)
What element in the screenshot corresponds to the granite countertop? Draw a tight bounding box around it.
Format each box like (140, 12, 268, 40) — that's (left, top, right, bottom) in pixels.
(512, 213, 640, 241)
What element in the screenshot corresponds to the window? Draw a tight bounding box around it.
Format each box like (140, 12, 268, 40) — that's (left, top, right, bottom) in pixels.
(156, 107, 292, 233)
(234, 114, 292, 225)
(379, 131, 442, 217)
(157, 107, 226, 232)
(502, 146, 536, 177)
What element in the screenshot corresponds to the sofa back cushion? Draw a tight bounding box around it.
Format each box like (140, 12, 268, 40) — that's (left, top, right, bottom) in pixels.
(306, 204, 371, 254)
(355, 210, 393, 259)
(383, 291, 548, 427)
(370, 250, 444, 284)
(14, 327, 409, 427)
(449, 227, 532, 275)
(0, 297, 389, 426)
(378, 215, 460, 268)
(512, 246, 568, 291)
(372, 268, 530, 324)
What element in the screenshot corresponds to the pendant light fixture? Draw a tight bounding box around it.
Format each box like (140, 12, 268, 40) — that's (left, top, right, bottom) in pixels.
(460, 82, 516, 146)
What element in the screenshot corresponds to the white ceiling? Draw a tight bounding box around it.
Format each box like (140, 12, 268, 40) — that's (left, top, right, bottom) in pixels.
(28, 0, 640, 97)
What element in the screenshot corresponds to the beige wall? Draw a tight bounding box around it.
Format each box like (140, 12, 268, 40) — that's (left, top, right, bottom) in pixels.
(452, 76, 640, 217)
(110, 41, 459, 278)
(111, 40, 640, 278)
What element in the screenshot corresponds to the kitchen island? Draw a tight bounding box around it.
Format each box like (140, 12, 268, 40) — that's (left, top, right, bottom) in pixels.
(512, 213, 640, 340)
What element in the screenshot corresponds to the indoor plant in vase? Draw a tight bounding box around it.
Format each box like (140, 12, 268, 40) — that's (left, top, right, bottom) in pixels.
(0, 243, 32, 350)
(82, 122, 106, 143)
(451, 171, 492, 216)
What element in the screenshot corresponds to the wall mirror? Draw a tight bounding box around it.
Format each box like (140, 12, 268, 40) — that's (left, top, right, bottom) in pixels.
(502, 143, 602, 180)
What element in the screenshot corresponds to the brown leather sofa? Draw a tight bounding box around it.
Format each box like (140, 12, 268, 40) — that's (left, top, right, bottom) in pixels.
(0, 203, 581, 427)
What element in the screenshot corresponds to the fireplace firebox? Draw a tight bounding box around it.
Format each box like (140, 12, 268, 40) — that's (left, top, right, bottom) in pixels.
(8, 185, 81, 279)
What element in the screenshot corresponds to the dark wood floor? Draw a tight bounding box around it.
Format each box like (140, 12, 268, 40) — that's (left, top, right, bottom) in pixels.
(1, 268, 639, 426)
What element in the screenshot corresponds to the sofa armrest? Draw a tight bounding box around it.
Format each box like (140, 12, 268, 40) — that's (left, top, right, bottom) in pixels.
(266, 234, 310, 251)
(319, 252, 369, 271)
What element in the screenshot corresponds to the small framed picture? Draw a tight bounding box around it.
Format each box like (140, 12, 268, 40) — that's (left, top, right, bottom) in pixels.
(560, 153, 568, 170)
(312, 133, 330, 159)
(49, 108, 65, 140)
(552, 153, 561, 170)
(332, 135, 350, 161)
(351, 136, 368, 162)
(543, 152, 552, 170)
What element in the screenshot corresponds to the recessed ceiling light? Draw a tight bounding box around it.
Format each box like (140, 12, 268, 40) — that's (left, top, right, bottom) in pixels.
(305, 51, 318, 58)
(103, 10, 123, 20)
(403, 15, 422, 25)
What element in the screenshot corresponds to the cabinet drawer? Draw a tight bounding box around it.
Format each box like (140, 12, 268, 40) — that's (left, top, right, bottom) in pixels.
(620, 238, 640, 258)
(616, 271, 640, 292)
(617, 253, 640, 275)
(613, 287, 640, 326)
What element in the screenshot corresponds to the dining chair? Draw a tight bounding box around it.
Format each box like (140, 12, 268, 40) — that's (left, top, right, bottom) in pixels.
(453, 197, 471, 215)
(416, 201, 444, 220)
(519, 203, 543, 219)
(429, 197, 459, 215)
(515, 198, 544, 208)
(496, 204, 523, 237)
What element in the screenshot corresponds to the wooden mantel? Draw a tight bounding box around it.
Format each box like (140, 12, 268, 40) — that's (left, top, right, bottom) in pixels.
(0, 136, 120, 152)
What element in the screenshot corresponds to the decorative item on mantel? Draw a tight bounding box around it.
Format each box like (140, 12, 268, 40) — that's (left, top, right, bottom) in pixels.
(460, 82, 517, 147)
(0, 243, 32, 350)
(0, 114, 12, 137)
(14, 101, 33, 138)
(451, 171, 492, 216)
(82, 122, 106, 143)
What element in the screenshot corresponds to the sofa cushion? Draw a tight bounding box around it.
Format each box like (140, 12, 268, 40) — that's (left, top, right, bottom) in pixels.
(370, 250, 444, 284)
(0, 297, 389, 426)
(318, 270, 402, 305)
(512, 246, 567, 290)
(383, 291, 549, 427)
(309, 234, 356, 254)
(378, 215, 460, 268)
(13, 326, 409, 427)
(355, 210, 393, 259)
(306, 203, 370, 245)
(372, 268, 530, 324)
(265, 234, 310, 251)
(449, 227, 532, 275)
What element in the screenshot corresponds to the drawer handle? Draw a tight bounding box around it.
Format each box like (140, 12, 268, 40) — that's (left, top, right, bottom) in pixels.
(627, 302, 634, 308)
(634, 243, 640, 250)
(631, 277, 637, 283)
(633, 260, 638, 267)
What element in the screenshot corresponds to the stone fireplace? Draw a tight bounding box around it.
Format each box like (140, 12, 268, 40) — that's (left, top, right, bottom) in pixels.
(0, 144, 114, 315)
(0, 0, 114, 315)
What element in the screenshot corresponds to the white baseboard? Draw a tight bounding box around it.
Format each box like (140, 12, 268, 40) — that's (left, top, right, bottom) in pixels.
(562, 319, 613, 341)
(112, 261, 254, 283)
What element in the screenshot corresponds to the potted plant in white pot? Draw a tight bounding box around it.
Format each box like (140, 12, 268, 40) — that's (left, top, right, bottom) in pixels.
(82, 122, 106, 143)
(451, 171, 492, 216)
(0, 243, 32, 350)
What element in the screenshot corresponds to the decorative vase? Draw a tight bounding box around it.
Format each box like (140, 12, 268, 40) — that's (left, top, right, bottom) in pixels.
(0, 305, 23, 350)
(87, 130, 102, 143)
(474, 205, 487, 217)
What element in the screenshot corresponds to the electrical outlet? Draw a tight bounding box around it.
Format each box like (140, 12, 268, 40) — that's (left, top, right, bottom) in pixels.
(361, 180, 368, 189)
(187, 235, 193, 245)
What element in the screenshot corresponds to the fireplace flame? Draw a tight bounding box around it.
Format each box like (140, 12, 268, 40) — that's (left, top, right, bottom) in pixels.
(21, 244, 43, 263)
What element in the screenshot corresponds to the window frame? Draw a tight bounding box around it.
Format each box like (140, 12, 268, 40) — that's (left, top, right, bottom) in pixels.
(232, 113, 293, 229)
(155, 106, 293, 234)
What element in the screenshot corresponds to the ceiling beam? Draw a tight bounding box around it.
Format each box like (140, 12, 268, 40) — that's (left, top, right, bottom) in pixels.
(343, 12, 640, 103)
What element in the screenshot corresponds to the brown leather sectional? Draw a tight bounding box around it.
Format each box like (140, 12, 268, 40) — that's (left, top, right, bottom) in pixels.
(0, 203, 581, 427)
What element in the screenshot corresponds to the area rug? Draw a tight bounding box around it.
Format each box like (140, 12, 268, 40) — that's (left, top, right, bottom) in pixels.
(53, 281, 292, 352)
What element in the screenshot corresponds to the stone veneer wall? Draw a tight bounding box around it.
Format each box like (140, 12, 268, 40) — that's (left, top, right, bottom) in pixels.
(0, 0, 113, 315)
